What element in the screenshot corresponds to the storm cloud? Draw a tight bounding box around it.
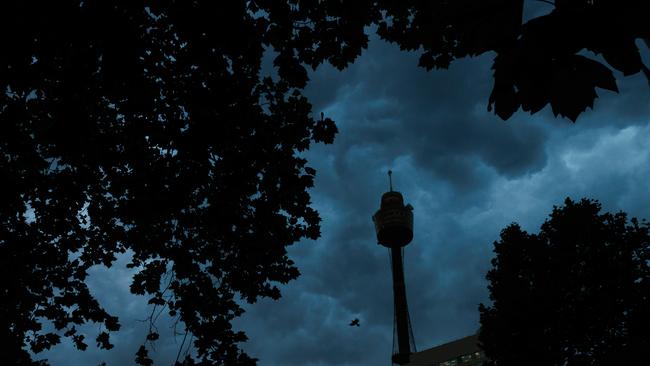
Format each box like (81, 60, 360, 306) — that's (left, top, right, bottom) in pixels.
(39, 32, 650, 366)
(233, 37, 650, 365)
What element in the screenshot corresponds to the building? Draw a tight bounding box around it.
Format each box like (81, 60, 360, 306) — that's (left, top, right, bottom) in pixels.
(406, 334, 488, 366)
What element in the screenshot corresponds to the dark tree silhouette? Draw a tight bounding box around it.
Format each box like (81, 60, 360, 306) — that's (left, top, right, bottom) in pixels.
(375, 0, 650, 121)
(2, 1, 649, 365)
(479, 198, 650, 365)
(264, 0, 650, 121)
(0, 2, 344, 365)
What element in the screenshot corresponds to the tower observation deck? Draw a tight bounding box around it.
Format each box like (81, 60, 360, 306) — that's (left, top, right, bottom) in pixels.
(372, 171, 416, 365)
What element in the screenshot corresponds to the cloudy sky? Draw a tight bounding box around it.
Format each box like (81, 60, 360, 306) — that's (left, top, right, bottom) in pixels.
(39, 8, 650, 366)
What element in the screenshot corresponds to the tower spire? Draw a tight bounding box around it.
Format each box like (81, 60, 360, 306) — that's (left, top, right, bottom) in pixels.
(388, 170, 393, 192)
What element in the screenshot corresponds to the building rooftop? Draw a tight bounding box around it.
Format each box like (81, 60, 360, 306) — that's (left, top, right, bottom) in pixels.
(406, 334, 487, 366)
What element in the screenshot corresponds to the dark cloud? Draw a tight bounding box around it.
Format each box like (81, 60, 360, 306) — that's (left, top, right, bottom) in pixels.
(41, 28, 650, 366)
(234, 36, 650, 366)
(306, 39, 550, 192)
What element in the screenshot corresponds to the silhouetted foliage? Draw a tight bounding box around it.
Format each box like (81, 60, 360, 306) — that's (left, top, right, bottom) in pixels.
(264, 0, 650, 121)
(376, 0, 650, 121)
(2, 1, 649, 365)
(479, 198, 650, 365)
(0, 1, 343, 365)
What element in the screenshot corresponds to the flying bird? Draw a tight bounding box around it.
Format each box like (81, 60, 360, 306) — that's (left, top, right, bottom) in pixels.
(349, 318, 360, 327)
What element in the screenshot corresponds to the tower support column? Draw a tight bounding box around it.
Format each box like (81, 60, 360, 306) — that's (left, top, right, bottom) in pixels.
(390, 247, 411, 365)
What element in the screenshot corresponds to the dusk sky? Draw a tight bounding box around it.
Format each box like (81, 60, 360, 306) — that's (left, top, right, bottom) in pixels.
(37, 6, 650, 366)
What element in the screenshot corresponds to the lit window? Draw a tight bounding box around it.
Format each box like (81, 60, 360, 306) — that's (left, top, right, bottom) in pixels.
(443, 360, 457, 366)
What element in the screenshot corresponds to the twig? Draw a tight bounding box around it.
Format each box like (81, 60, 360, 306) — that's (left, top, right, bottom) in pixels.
(174, 330, 189, 365)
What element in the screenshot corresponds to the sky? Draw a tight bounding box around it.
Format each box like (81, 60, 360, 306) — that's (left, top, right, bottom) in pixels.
(38, 10, 650, 366)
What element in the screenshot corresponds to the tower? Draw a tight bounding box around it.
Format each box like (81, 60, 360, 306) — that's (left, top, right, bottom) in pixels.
(372, 171, 416, 365)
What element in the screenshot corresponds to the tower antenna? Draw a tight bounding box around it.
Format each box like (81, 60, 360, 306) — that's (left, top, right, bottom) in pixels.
(388, 170, 393, 192)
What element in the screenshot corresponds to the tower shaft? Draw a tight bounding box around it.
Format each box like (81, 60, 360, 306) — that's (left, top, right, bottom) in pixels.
(390, 246, 411, 364)
(372, 182, 415, 365)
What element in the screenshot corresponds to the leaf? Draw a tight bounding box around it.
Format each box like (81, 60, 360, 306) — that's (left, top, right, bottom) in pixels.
(104, 316, 120, 332)
(575, 55, 618, 92)
(548, 55, 603, 121)
(135, 345, 153, 366)
(312, 117, 338, 144)
(488, 81, 520, 121)
(274, 52, 309, 88)
(600, 39, 644, 76)
(96, 332, 114, 350)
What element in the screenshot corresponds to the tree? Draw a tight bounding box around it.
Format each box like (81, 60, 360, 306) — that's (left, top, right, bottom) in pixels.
(479, 198, 650, 365)
(2, 1, 649, 365)
(265, 0, 650, 122)
(0, 2, 344, 365)
(375, 0, 650, 121)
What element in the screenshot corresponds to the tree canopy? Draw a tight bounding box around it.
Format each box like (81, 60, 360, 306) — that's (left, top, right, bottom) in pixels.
(1, 1, 649, 365)
(377, 0, 650, 121)
(1, 2, 341, 364)
(479, 198, 650, 365)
